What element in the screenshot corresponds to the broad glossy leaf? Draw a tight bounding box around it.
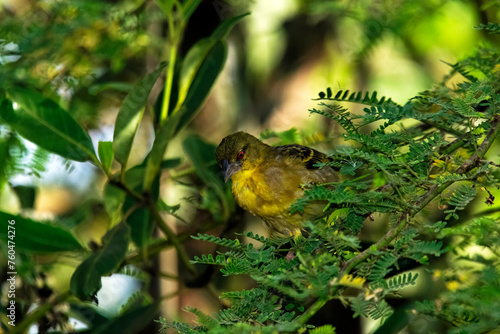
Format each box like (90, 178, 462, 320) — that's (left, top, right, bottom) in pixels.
(2, 89, 95, 162)
(174, 13, 248, 132)
(103, 183, 125, 224)
(122, 191, 152, 249)
(183, 135, 233, 221)
(89, 303, 159, 334)
(69, 302, 109, 328)
(11, 185, 36, 209)
(211, 12, 249, 40)
(98, 141, 114, 174)
(176, 40, 226, 133)
(177, 39, 215, 105)
(154, 0, 174, 15)
(88, 82, 133, 95)
(124, 158, 181, 190)
(176, 13, 249, 112)
(182, 135, 222, 188)
(0, 211, 83, 252)
(70, 223, 130, 300)
(123, 173, 160, 248)
(182, 0, 201, 20)
(113, 63, 166, 167)
(143, 111, 181, 191)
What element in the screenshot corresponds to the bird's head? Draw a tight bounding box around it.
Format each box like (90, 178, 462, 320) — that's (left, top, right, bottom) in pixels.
(215, 132, 269, 183)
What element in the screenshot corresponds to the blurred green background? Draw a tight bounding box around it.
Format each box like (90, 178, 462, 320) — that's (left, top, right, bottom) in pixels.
(0, 0, 499, 333)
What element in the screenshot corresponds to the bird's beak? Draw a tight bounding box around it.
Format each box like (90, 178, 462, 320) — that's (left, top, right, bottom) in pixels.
(222, 159, 242, 183)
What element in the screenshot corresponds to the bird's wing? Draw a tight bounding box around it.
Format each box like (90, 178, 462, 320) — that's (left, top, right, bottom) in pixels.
(272, 144, 331, 169)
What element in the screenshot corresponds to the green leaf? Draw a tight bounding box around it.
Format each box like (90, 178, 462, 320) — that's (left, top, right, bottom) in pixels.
(154, 0, 173, 15)
(70, 223, 130, 300)
(474, 22, 500, 34)
(180, 15, 251, 94)
(309, 325, 336, 334)
(123, 195, 152, 249)
(95, 303, 159, 334)
(80, 303, 159, 334)
(143, 111, 182, 191)
(177, 39, 215, 106)
(98, 141, 114, 174)
(103, 183, 126, 224)
(88, 82, 133, 95)
(124, 158, 181, 190)
(0, 211, 83, 253)
(183, 135, 231, 221)
(372, 306, 409, 334)
(11, 185, 36, 209)
(113, 63, 166, 167)
(143, 14, 246, 191)
(160, 157, 182, 169)
(182, 135, 222, 187)
(176, 40, 226, 133)
(327, 87, 333, 98)
(182, 0, 201, 20)
(123, 159, 165, 248)
(174, 14, 248, 133)
(69, 302, 109, 328)
(211, 13, 250, 40)
(2, 88, 95, 162)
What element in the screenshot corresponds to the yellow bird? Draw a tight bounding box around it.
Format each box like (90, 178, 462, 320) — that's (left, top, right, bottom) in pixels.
(215, 132, 338, 234)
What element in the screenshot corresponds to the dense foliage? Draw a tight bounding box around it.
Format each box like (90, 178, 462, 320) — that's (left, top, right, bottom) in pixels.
(0, 1, 241, 333)
(159, 36, 500, 333)
(1, 0, 500, 333)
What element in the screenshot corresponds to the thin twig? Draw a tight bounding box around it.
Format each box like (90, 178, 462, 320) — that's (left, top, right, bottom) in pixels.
(148, 202, 198, 277)
(340, 115, 500, 277)
(294, 298, 327, 329)
(340, 212, 409, 276)
(10, 291, 70, 334)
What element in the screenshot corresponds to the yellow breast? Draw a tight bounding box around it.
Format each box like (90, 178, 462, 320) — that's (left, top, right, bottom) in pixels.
(230, 168, 294, 219)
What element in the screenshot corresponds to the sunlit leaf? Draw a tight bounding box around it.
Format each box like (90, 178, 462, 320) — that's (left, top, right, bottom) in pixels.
(176, 40, 226, 133)
(88, 82, 133, 95)
(103, 183, 125, 224)
(2, 89, 95, 162)
(123, 195, 152, 249)
(175, 14, 249, 130)
(143, 111, 182, 191)
(113, 63, 166, 167)
(0, 212, 83, 253)
(98, 141, 114, 174)
(70, 223, 130, 300)
(182, 0, 202, 20)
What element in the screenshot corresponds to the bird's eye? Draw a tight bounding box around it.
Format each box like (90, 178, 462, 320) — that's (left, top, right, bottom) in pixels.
(237, 150, 245, 159)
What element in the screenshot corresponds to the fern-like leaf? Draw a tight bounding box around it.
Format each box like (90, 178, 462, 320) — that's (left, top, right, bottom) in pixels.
(309, 325, 336, 334)
(316, 89, 398, 109)
(368, 299, 393, 321)
(368, 253, 398, 281)
(474, 22, 500, 34)
(191, 233, 243, 249)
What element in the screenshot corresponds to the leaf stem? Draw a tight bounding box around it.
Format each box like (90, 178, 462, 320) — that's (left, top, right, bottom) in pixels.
(148, 202, 198, 276)
(340, 212, 409, 276)
(294, 298, 327, 328)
